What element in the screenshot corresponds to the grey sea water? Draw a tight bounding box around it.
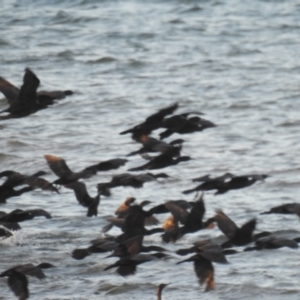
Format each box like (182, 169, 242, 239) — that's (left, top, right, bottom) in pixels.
(1, 0, 300, 299)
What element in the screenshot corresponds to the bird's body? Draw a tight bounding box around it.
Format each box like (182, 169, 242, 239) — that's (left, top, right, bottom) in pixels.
(64, 181, 100, 217)
(0, 269, 29, 300)
(120, 103, 179, 137)
(183, 173, 267, 195)
(129, 149, 191, 171)
(261, 203, 300, 217)
(0, 72, 73, 119)
(162, 194, 214, 242)
(44, 154, 96, 185)
(214, 210, 256, 248)
(176, 241, 228, 292)
(0, 209, 51, 223)
(244, 236, 299, 251)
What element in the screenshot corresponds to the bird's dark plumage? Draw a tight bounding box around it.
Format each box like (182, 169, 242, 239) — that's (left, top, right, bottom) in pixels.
(0, 68, 41, 119)
(120, 103, 179, 136)
(162, 194, 215, 242)
(214, 210, 256, 247)
(177, 254, 215, 292)
(261, 203, 300, 217)
(64, 181, 100, 217)
(0, 186, 34, 203)
(0, 170, 58, 194)
(159, 112, 216, 139)
(84, 158, 128, 173)
(128, 149, 191, 171)
(0, 75, 73, 105)
(98, 172, 169, 194)
(244, 236, 299, 251)
(0, 269, 29, 300)
(104, 253, 165, 277)
(8, 263, 54, 280)
(176, 242, 228, 291)
(44, 154, 96, 185)
(126, 135, 184, 157)
(157, 283, 169, 300)
(0, 209, 51, 223)
(183, 173, 267, 195)
(0, 227, 13, 239)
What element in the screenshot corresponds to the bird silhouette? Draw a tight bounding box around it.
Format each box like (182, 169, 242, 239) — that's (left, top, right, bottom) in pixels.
(0, 69, 47, 119)
(261, 203, 300, 217)
(64, 181, 100, 217)
(0, 209, 51, 226)
(44, 154, 96, 185)
(0, 72, 73, 113)
(214, 210, 257, 248)
(157, 283, 169, 300)
(120, 103, 178, 136)
(0, 268, 29, 300)
(176, 241, 228, 292)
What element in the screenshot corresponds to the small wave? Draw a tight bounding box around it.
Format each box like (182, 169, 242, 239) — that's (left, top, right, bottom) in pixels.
(51, 10, 98, 25)
(227, 47, 262, 57)
(0, 38, 10, 46)
(127, 59, 147, 68)
(137, 33, 156, 39)
(168, 18, 185, 24)
(52, 10, 73, 24)
(180, 6, 203, 14)
(280, 24, 300, 30)
(277, 120, 300, 128)
(88, 57, 117, 64)
(0, 153, 19, 161)
(228, 104, 254, 110)
(271, 181, 300, 188)
(0, 230, 28, 246)
(96, 282, 150, 295)
(57, 50, 74, 60)
(7, 140, 31, 147)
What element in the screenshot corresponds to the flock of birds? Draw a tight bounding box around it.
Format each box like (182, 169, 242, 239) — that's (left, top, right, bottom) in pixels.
(0, 68, 299, 299)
